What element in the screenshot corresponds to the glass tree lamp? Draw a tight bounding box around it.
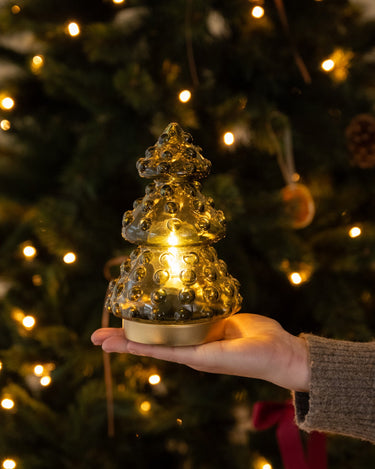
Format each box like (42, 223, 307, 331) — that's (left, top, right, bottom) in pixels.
(105, 123, 242, 345)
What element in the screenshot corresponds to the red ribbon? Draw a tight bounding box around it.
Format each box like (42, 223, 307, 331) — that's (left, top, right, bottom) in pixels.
(252, 401, 326, 469)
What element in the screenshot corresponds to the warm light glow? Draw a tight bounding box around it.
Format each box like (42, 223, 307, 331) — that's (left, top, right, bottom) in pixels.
(31, 55, 44, 73)
(262, 464, 272, 469)
(40, 376, 51, 387)
(251, 6, 265, 18)
(0, 361, 2, 371)
(67, 22, 80, 37)
(148, 374, 161, 385)
(0, 120, 11, 131)
(22, 315, 36, 329)
(349, 226, 361, 238)
(167, 232, 179, 246)
(140, 400, 151, 413)
(2, 460, 16, 469)
(291, 172, 300, 182)
(321, 59, 335, 72)
(34, 365, 44, 376)
(223, 132, 235, 145)
(1, 97, 15, 110)
(63, 252, 76, 264)
(11, 5, 20, 14)
(178, 89, 191, 103)
(23, 245, 37, 258)
(289, 272, 302, 285)
(113, 0, 125, 3)
(1, 398, 14, 410)
(176, 418, 183, 425)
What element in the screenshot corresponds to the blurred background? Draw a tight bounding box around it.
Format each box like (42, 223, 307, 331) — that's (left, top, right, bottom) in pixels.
(1, 0, 375, 467)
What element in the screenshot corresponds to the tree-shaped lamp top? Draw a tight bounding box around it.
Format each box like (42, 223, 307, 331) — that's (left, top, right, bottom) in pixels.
(106, 123, 242, 345)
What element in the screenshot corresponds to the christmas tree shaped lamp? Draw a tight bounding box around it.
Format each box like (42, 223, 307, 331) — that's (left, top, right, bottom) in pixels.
(105, 123, 242, 345)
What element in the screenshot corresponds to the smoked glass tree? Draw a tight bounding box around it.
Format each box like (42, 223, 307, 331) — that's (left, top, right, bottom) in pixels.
(105, 123, 242, 345)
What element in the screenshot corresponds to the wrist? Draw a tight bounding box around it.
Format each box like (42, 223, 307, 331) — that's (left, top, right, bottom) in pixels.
(291, 336, 310, 392)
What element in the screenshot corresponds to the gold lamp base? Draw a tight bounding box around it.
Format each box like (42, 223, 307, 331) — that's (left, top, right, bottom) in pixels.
(122, 318, 226, 346)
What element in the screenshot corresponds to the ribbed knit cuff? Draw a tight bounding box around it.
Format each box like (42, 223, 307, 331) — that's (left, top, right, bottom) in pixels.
(294, 334, 375, 443)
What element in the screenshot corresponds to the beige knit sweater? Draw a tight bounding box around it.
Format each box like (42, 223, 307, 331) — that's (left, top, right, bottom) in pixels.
(294, 334, 375, 443)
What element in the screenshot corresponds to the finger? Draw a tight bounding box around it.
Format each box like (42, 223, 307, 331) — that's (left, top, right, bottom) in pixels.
(91, 327, 124, 345)
(101, 334, 131, 353)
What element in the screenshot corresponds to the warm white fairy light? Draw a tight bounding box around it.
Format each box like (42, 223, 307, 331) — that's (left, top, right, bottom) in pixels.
(23, 245, 37, 258)
(223, 132, 235, 145)
(1, 398, 15, 410)
(11, 4, 20, 14)
(0, 361, 2, 371)
(178, 89, 191, 103)
(67, 22, 80, 37)
(0, 120, 11, 131)
(148, 374, 161, 385)
(139, 400, 151, 413)
(1, 97, 15, 110)
(262, 464, 272, 469)
(349, 226, 361, 238)
(22, 315, 36, 330)
(2, 460, 16, 469)
(289, 272, 302, 285)
(113, 0, 125, 4)
(321, 59, 335, 72)
(40, 376, 51, 387)
(254, 456, 272, 469)
(31, 55, 44, 73)
(63, 252, 77, 264)
(251, 6, 265, 18)
(34, 365, 44, 376)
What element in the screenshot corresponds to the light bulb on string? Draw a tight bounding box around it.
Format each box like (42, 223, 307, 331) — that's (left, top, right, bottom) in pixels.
(321, 59, 335, 72)
(22, 315, 36, 330)
(67, 22, 80, 37)
(1, 398, 15, 410)
(349, 226, 361, 238)
(254, 456, 272, 469)
(178, 90, 191, 103)
(139, 400, 151, 413)
(0, 120, 11, 131)
(113, 0, 125, 4)
(23, 245, 37, 259)
(40, 376, 51, 387)
(148, 374, 161, 385)
(63, 252, 76, 264)
(223, 131, 235, 145)
(0, 97, 15, 111)
(2, 460, 16, 469)
(251, 6, 265, 18)
(0, 361, 2, 371)
(11, 4, 20, 14)
(34, 365, 44, 376)
(31, 55, 44, 73)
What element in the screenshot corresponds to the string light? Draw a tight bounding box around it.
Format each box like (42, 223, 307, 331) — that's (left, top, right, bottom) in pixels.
(223, 132, 235, 145)
(34, 365, 44, 376)
(0, 361, 2, 371)
(0, 97, 15, 111)
(22, 315, 36, 330)
(148, 374, 161, 385)
(40, 376, 51, 387)
(63, 252, 77, 264)
(32, 274, 43, 286)
(1, 398, 15, 410)
(176, 418, 183, 425)
(254, 456, 272, 469)
(139, 400, 151, 413)
(178, 89, 191, 103)
(349, 226, 361, 238)
(2, 460, 16, 469)
(23, 245, 37, 259)
(67, 22, 80, 37)
(321, 59, 335, 72)
(31, 55, 44, 73)
(0, 120, 11, 131)
(289, 272, 303, 285)
(113, 0, 125, 3)
(251, 6, 265, 18)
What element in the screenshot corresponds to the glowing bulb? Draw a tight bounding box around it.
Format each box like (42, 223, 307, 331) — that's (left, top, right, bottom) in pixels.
(113, 0, 125, 4)
(321, 59, 335, 72)
(32, 55, 43, 66)
(0, 361, 2, 371)
(178, 89, 191, 103)
(349, 226, 361, 238)
(34, 365, 44, 376)
(252, 6, 265, 18)
(262, 464, 272, 469)
(1, 398, 14, 410)
(148, 374, 161, 385)
(23, 245, 36, 258)
(223, 132, 235, 145)
(2, 460, 16, 469)
(22, 315, 36, 329)
(1, 97, 15, 110)
(67, 22, 80, 37)
(140, 400, 151, 413)
(63, 252, 76, 264)
(11, 4, 20, 14)
(176, 418, 183, 425)
(0, 120, 11, 131)
(289, 272, 302, 285)
(40, 376, 51, 387)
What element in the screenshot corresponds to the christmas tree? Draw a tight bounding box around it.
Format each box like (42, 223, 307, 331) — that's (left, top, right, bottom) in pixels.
(1, 0, 375, 467)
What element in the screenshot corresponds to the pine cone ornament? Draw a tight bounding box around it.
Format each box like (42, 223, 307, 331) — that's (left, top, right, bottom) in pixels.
(346, 114, 375, 169)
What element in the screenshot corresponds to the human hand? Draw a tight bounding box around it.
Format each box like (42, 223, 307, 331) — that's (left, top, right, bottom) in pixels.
(91, 313, 310, 392)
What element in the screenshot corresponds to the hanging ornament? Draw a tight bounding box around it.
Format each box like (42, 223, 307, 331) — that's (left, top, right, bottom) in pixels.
(346, 114, 375, 169)
(105, 123, 242, 346)
(268, 114, 315, 229)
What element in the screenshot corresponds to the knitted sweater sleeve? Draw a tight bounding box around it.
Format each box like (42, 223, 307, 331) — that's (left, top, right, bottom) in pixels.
(293, 334, 375, 443)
